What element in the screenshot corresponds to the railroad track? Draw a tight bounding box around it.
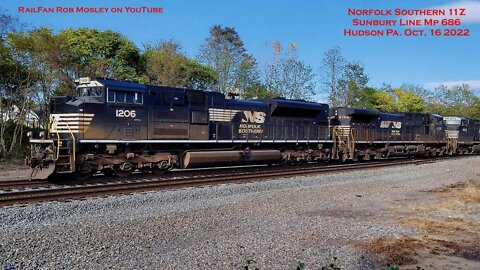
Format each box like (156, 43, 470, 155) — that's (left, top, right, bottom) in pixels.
(0, 179, 50, 189)
(0, 156, 464, 207)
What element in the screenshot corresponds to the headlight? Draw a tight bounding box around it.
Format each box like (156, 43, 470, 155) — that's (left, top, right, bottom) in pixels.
(27, 131, 32, 138)
(39, 131, 45, 139)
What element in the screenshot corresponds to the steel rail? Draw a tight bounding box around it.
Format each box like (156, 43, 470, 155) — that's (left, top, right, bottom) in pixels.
(0, 180, 50, 189)
(0, 155, 469, 192)
(0, 157, 448, 207)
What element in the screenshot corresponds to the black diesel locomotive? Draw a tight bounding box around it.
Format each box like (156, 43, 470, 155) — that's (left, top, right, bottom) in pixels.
(27, 78, 480, 179)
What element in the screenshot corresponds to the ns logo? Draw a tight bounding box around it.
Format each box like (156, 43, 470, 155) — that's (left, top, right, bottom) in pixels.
(242, 111, 266, 124)
(380, 120, 402, 129)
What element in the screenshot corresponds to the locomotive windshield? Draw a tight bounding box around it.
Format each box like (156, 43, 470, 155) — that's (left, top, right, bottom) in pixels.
(77, 86, 103, 97)
(76, 86, 104, 103)
(444, 117, 462, 129)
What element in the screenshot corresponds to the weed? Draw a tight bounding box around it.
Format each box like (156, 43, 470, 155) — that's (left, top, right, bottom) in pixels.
(321, 256, 342, 270)
(296, 260, 306, 270)
(462, 180, 480, 202)
(355, 237, 423, 266)
(243, 259, 259, 270)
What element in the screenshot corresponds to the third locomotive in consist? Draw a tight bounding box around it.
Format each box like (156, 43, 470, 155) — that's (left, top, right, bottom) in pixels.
(27, 78, 480, 179)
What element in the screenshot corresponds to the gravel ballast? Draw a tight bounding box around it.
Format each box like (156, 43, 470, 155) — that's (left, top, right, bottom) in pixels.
(1, 157, 479, 269)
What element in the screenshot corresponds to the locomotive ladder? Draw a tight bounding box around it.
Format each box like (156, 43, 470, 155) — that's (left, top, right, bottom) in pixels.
(52, 120, 76, 173)
(446, 137, 458, 155)
(332, 127, 356, 161)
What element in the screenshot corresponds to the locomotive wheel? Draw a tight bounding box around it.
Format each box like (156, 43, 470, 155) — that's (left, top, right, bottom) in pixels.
(113, 168, 130, 177)
(75, 171, 93, 181)
(75, 163, 94, 181)
(152, 167, 168, 175)
(102, 169, 114, 176)
(113, 163, 132, 177)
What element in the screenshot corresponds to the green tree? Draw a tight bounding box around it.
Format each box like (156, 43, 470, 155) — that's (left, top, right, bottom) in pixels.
(392, 88, 426, 112)
(428, 84, 479, 117)
(7, 27, 62, 127)
(353, 86, 426, 113)
(399, 83, 432, 101)
(374, 90, 398, 112)
(242, 82, 271, 100)
(144, 40, 216, 90)
(265, 42, 316, 100)
(355, 87, 397, 111)
(0, 17, 38, 158)
(198, 25, 259, 95)
(338, 62, 369, 107)
(234, 54, 261, 98)
(354, 87, 381, 109)
(57, 28, 142, 94)
(321, 46, 345, 106)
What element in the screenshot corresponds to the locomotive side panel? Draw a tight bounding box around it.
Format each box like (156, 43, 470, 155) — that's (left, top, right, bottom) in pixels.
(208, 100, 268, 142)
(148, 87, 190, 140)
(78, 80, 149, 141)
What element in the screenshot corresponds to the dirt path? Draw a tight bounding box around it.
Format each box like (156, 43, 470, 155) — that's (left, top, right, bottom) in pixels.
(0, 162, 30, 181)
(357, 180, 480, 269)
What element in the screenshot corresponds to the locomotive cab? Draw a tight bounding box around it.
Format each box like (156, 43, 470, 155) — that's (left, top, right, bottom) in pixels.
(75, 82, 104, 103)
(444, 116, 480, 154)
(28, 77, 148, 179)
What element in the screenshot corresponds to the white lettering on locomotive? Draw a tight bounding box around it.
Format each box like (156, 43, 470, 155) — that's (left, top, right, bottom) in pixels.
(242, 111, 266, 124)
(239, 111, 265, 134)
(115, 109, 136, 118)
(380, 120, 402, 129)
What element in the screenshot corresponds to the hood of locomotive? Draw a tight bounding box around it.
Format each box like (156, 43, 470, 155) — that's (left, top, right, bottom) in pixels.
(443, 116, 463, 139)
(49, 99, 94, 138)
(49, 80, 104, 139)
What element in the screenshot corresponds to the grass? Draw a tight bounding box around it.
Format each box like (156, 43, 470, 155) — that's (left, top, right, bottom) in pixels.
(355, 237, 424, 266)
(357, 179, 480, 267)
(462, 180, 480, 203)
(420, 180, 480, 210)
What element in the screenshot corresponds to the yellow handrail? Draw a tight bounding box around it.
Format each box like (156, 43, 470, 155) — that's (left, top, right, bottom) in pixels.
(64, 121, 76, 162)
(52, 117, 61, 161)
(349, 128, 356, 156)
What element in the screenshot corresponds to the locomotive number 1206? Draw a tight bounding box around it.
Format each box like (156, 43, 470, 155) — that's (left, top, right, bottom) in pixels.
(115, 109, 136, 118)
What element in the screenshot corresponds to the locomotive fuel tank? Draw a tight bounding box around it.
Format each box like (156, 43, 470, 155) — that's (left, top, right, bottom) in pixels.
(182, 150, 282, 168)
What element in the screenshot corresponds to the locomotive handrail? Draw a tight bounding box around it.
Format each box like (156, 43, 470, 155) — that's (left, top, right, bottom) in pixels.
(64, 121, 76, 162)
(350, 128, 356, 156)
(52, 117, 61, 161)
(47, 118, 51, 138)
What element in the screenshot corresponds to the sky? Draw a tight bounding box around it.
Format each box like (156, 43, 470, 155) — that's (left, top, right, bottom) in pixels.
(1, 0, 479, 100)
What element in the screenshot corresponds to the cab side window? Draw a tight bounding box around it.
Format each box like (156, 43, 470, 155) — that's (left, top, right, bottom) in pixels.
(125, 92, 135, 103)
(108, 90, 115, 102)
(107, 89, 143, 104)
(115, 92, 125, 103)
(135, 93, 143, 104)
